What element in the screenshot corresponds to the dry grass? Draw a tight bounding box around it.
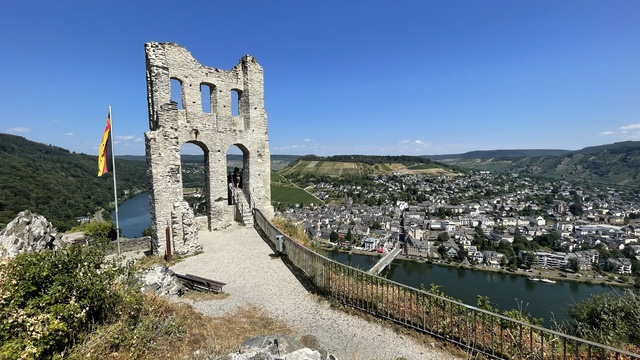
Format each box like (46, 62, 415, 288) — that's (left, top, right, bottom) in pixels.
(69, 294, 292, 359)
(272, 217, 313, 248)
(181, 289, 230, 301)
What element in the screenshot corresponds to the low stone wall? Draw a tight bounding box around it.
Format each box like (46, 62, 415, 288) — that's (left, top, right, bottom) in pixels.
(107, 236, 151, 255)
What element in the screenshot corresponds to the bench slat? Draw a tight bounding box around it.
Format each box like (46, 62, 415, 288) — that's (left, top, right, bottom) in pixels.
(174, 273, 225, 293)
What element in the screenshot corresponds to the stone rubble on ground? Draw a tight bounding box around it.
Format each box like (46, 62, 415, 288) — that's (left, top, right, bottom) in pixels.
(217, 334, 337, 360)
(138, 265, 184, 296)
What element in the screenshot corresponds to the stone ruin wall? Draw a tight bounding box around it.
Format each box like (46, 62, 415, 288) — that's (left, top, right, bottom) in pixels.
(144, 42, 274, 256)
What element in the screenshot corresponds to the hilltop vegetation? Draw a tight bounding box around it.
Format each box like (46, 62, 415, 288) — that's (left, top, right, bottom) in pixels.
(279, 154, 461, 178)
(0, 134, 148, 230)
(432, 141, 640, 187)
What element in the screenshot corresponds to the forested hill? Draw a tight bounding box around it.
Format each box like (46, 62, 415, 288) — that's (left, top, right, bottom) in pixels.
(433, 141, 640, 186)
(427, 149, 570, 160)
(0, 134, 148, 230)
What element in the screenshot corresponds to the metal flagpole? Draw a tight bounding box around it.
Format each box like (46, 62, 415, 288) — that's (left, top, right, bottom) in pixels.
(109, 105, 121, 255)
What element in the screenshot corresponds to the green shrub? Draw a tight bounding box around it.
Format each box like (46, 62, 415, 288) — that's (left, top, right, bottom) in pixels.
(567, 289, 640, 347)
(69, 221, 118, 252)
(0, 244, 141, 359)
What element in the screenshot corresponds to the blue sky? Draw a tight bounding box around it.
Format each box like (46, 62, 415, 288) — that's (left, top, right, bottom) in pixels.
(0, 1, 638, 156)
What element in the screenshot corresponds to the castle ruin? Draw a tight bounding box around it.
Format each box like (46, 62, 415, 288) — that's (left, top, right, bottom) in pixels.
(144, 42, 273, 255)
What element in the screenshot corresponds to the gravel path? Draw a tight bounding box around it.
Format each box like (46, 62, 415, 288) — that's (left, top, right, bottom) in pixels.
(169, 225, 463, 360)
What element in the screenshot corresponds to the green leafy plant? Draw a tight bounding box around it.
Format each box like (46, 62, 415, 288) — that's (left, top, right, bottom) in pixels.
(0, 244, 141, 359)
(566, 289, 640, 347)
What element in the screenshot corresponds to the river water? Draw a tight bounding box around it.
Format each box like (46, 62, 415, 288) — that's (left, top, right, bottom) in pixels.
(111, 192, 151, 238)
(115, 194, 618, 325)
(327, 251, 618, 325)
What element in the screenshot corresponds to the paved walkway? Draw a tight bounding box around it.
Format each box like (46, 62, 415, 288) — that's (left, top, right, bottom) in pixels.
(169, 224, 463, 360)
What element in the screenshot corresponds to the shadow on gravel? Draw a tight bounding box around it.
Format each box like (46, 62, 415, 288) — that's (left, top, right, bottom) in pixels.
(254, 225, 322, 295)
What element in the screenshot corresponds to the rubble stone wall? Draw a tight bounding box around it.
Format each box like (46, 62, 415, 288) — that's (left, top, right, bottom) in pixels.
(144, 42, 273, 255)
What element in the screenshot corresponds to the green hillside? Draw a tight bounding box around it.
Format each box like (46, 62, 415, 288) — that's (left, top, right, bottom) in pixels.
(0, 134, 148, 230)
(435, 141, 640, 186)
(278, 155, 461, 177)
(427, 149, 570, 160)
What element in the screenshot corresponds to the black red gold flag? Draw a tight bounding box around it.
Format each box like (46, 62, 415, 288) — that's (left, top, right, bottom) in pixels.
(98, 112, 112, 176)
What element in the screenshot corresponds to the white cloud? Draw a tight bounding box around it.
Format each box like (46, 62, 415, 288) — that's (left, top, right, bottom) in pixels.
(620, 124, 640, 131)
(600, 131, 613, 136)
(7, 127, 30, 133)
(64, 132, 74, 136)
(116, 135, 136, 141)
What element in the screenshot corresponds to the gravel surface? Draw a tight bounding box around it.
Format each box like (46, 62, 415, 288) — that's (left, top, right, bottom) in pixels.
(169, 224, 463, 360)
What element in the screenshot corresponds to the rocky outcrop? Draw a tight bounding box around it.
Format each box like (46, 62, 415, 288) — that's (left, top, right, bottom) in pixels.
(138, 265, 184, 296)
(60, 231, 87, 245)
(217, 334, 338, 360)
(0, 210, 59, 259)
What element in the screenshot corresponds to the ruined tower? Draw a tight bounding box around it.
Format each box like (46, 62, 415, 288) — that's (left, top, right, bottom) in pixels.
(144, 42, 274, 255)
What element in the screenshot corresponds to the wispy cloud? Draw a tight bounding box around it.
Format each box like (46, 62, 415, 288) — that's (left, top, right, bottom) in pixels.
(273, 138, 434, 156)
(64, 132, 74, 136)
(116, 135, 137, 141)
(620, 124, 640, 132)
(601, 123, 640, 140)
(113, 135, 144, 144)
(7, 127, 30, 133)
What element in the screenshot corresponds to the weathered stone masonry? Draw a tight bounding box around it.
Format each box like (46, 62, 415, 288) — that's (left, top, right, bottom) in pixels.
(144, 42, 274, 255)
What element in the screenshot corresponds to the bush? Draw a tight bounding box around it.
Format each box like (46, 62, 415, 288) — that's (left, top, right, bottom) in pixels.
(69, 220, 118, 249)
(0, 244, 141, 359)
(567, 289, 640, 347)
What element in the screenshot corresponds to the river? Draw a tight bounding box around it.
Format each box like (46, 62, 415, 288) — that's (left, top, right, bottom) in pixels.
(111, 192, 151, 238)
(115, 194, 618, 325)
(327, 251, 618, 325)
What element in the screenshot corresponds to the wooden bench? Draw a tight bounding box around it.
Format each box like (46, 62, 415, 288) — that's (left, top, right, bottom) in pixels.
(174, 273, 226, 293)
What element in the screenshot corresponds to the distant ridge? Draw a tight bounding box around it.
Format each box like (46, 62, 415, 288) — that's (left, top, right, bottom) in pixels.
(433, 141, 640, 186)
(427, 149, 570, 160)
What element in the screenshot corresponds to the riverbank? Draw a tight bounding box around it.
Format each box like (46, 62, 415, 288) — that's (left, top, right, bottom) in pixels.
(323, 243, 635, 289)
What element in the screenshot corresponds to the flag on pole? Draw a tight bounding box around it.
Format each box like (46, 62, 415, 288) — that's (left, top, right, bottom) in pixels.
(98, 111, 113, 176)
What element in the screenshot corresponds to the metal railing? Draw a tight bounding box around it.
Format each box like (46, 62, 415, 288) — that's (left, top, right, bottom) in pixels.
(254, 209, 639, 360)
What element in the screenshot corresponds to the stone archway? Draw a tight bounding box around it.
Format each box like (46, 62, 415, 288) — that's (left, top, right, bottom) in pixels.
(144, 42, 274, 256)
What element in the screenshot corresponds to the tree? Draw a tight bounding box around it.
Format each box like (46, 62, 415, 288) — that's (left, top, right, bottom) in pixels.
(524, 251, 537, 269)
(371, 220, 382, 230)
(329, 230, 339, 243)
(437, 232, 449, 242)
(569, 203, 584, 216)
(437, 245, 447, 259)
(346, 228, 354, 244)
(568, 257, 580, 273)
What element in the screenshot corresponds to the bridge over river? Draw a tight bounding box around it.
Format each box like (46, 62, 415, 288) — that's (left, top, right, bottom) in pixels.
(367, 246, 402, 275)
